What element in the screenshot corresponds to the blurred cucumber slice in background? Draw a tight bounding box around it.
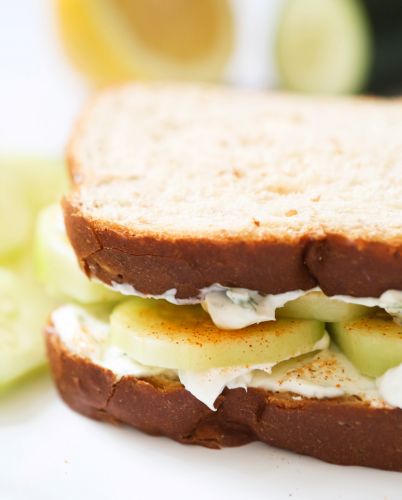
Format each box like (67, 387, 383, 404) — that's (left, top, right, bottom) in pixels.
(0, 263, 58, 390)
(34, 204, 120, 304)
(0, 157, 67, 260)
(276, 0, 371, 94)
(276, 0, 402, 95)
(0, 157, 66, 391)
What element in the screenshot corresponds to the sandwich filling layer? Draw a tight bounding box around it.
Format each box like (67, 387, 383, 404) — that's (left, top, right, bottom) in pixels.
(51, 304, 402, 411)
(110, 282, 402, 329)
(39, 205, 402, 411)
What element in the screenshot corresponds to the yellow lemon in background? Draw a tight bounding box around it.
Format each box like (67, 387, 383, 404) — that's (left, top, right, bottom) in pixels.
(57, 0, 234, 86)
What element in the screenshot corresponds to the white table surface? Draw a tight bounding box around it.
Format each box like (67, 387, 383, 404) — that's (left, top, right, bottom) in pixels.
(1, 2, 401, 499)
(2, 371, 402, 500)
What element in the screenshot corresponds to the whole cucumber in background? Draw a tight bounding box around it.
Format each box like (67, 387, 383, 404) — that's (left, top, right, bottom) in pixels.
(363, 0, 402, 94)
(276, 0, 402, 95)
(0, 157, 66, 391)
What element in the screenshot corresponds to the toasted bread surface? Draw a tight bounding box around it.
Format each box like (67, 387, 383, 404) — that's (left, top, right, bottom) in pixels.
(65, 84, 402, 298)
(47, 324, 402, 471)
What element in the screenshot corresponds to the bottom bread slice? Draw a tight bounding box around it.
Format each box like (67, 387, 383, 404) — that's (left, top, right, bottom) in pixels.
(46, 327, 402, 472)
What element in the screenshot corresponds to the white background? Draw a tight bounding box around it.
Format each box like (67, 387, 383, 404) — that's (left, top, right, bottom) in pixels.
(0, 1, 87, 155)
(1, 2, 402, 499)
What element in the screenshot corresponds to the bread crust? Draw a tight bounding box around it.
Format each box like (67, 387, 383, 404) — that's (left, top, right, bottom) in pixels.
(63, 199, 402, 299)
(47, 326, 402, 471)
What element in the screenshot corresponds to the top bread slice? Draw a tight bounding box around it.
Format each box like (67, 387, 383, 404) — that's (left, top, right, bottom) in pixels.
(64, 83, 402, 299)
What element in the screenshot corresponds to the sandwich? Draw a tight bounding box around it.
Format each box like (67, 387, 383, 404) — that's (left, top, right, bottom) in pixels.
(42, 83, 402, 471)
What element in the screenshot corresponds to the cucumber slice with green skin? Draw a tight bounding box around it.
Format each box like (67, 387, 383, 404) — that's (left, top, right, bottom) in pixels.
(110, 298, 325, 370)
(0, 157, 67, 258)
(34, 204, 120, 304)
(276, 291, 370, 322)
(328, 316, 402, 378)
(276, 0, 402, 95)
(0, 265, 58, 390)
(276, 0, 371, 95)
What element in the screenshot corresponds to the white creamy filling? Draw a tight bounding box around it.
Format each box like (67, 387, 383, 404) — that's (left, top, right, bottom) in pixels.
(178, 333, 331, 410)
(109, 282, 402, 329)
(110, 282, 201, 305)
(250, 346, 379, 402)
(178, 364, 273, 411)
(377, 365, 402, 408)
(51, 305, 396, 411)
(203, 287, 402, 328)
(203, 288, 309, 329)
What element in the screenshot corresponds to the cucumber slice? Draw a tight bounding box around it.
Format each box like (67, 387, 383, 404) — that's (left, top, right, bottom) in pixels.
(0, 157, 66, 258)
(276, 0, 371, 94)
(110, 298, 325, 370)
(328, 316, 402, 377)
(276, 291, 370, 322)
(0, 265, 57, 389)
(0, 174, 32, 259)
(34, 204, 120, 304)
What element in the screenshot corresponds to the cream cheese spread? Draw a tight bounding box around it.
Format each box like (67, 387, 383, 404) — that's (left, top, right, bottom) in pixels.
(250, 346, 379, 402)
(178, 332, 331, 410)
(51, 305, 395, 411)
(377, 364, 402, 408)
(109, 282, 402, 329)
(178, 364, 273, 410)
(110, 282, 201, 305)
(203, 288, 308, 329)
